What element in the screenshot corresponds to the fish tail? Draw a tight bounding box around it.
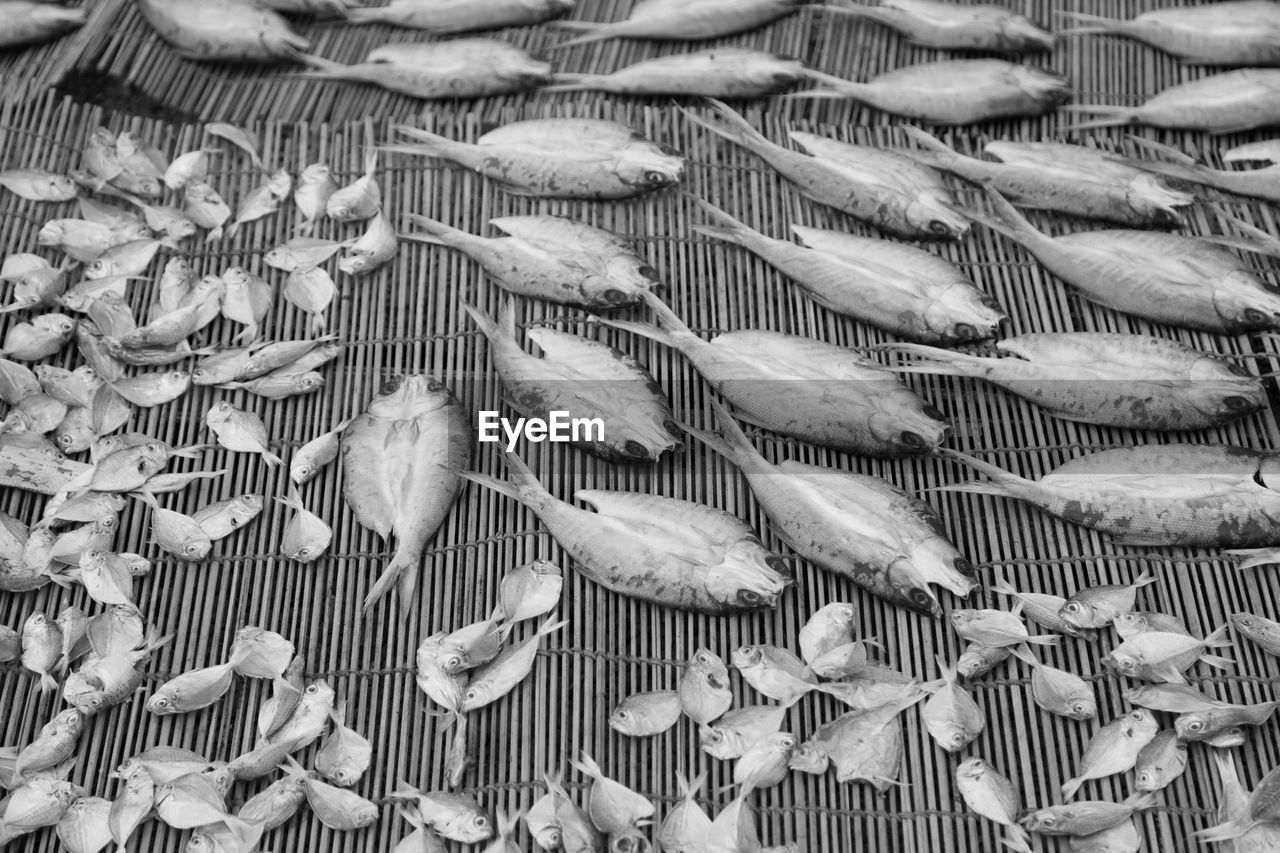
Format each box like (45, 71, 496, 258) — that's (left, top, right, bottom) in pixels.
(383, 126, 460, 160)
(931, 447, 1031, 495)
(1126, 134, 1199, 167)
(361, 541, 421, 614)
(1200, 654, 1234, 671)
(39, 671, 58, 693)
(795, 69, 865, 94)
(967, 187, 1041, 243)
(1057, 105, 1137, 133)
(1000, 826, 1035, 853)
(295, 53, 348, 75)
(899, 125, 962, 165)
(1203, 624, 1233, 649)
(1009, 643, 1038, 666)
(1054, 10, 1122, 35)
(1226, 546, 1280, 569)
(260, 449, 284, 470)
(592, 314, 676, 348)
(1212, 749, 1240, 789)
(988, 568, 1019, 600)
(1059, 776, 1084, 800)
(543, 21, 614, 51)
(678, 98, 776, 156)
(682, 397, 756, 465)
(1192, 819, 1251, 845)
(541, 73, 600, 93)
(1124, 791, 1159, 811)
(537, 615, 568, 639)
(570, 750, 603, 781)
(675, 769, 706, 800)
(461, 301, 501, 342)
(934, 654, 957, 685)
(402, 213, 465, 248)
(1025, 633, 1060, 647)
(686, 193, 762, 247)
(871, 342, 995, 379)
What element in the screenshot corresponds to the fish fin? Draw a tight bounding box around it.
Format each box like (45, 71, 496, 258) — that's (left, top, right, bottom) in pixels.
(570, 751, 602, 781)
(1053, 10, 1122, 34)
(1131, 569, 1158, 589)
(775, 87, 853, 102)
(260, 449, 283, 470)
(1025, 634, 1060, 647)
(384, 126, 456, 157)
(1192, 818, 1251, 845)
(1125, 135, 1199, 167)
(1059, 776, 1084, 800)
(591, 315, 675, 348)
(361, 541, 421, 614)
(1009, 643, 1038, 666)
(934, 655, 957, 685)
(1200, 654, 1234, 671)
(685, 192, 763, 246)
(899, 125, 962, 165)
(1001, 828, 1035, 853)
(678, 98, 779, 156)
(966, 186, 1043, 243)
(543, 21, 615, 51)
(1202, 625, 1233, 650)
(989, 568, 1020, 600)
(460, 301, 501, 342)
(39, 671, 58, 693)
(1056, 105, 1137, 133)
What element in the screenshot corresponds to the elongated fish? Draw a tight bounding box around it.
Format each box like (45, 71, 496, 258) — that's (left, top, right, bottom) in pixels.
(878, 333, 1265, 430)
(686, 399, 976, 616)
(137, 0, 309, 61)
(548, 0, 805, 50)
(692, 196, 1001, 343)
(970, 189, 1280, 333)
(901, 127, 1193, 227)
(1063, 69, 1280, 133)
(1114, 136, 1280, 206)
(680, 99, 967, 240)
(937, 444, 1280, 548)
(462, 452, 791, 614)
(1, 1, 86, 49)
(601, 292, 949, 456)
(296, 40, 553, 99)
(383, 119, 685, 199)
(787, 60, 1070, 124)
(404, 213, 660, 310)
(831, 0, 1054, 53)
(341, 375, 471, 612)
(546, 49, 808, 98)
(1060, 0, 1280, 65)
(347, 0, 575, 32)
(463, 301, 680, 463)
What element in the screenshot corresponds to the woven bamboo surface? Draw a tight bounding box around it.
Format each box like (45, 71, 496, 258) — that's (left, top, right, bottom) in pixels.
(1, 1, 1280, 851)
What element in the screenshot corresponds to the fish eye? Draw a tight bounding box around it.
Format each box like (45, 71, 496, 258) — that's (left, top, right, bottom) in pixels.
(445, 655, 462, 669)
(1187, 720, 1203, 732)
(900, 431, 926, 447)
(908, 588, 932, 607)
(695, 652, 711, 664)
(1042, 817, 1056, 827)
(59, 434, 74, 446)
(474, 816, 488, 827)
(928, 219, 951, 236)
(1072, 702, 1087, 715)
(153, 696, 169, 708)
(616, 710, 630, 720)
(1225, 396, 1254, 412)
(738, 589, 763, 605)
(183, 544, 200, 556)
(1245, 308, 1270, 324)
(1138, 772, 1152, 786)
(950, 612, 963, 622)
(1064, 602, 1081, 612)
(643, 170, 669, 184)
(296, 547, 312, 559)
(306, 684, 320, 695)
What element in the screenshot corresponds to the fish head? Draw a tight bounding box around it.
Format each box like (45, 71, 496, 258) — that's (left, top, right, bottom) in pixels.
(954, 757, 990, 782)
(1011, 66, 1071, 107)
(146, 688, 179, 715)
(1205, 726, 1246, 748)
(611, 831, 647, 853)
(789, 742, 829, 774)
(532, 824, 563, 848)
(884, 560, 943, 617)
(936, 723, 975, 752)
(1230, 612, 1268, 642)
(905, 197, 970, 241)
(1182, 370, 1267, 423)
(1126, 175, 1193, 227)
(688, 647, 727, 683)
(1020, 808, 1065, 833)
(1057, 598, 1096, 630)
(618, 142, 686, 192)
(300, 163, 332, 184)
(705, 540, 790, 611)
(1174, 711, 1218, 741)
(730, 645, 765, 671)
(924, 284, 1006, 345)
(866, 401, 949, 456)
(1066, 695, 1097, 721)
(64, 674, 106, 715)
(1213, 273, 1280, 332)
(906, 541, 979, 600)
(367, 374, 457, 419)
(1103, 649, 1140, 677)
(1113, 612, 1149, 638)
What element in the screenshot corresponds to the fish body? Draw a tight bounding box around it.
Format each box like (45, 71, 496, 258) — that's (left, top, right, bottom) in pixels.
(921, 658, 985, 752)
(572, 752, 653, 838)
(496, 559, 562, 622)
(405, 213, 660, 310)
(293, 164, 336, 232)
(1133, 729, 1187, 792)
(882, 332, 1263, 430)
(989, 572, 1094, 638)
(205, 401, 282, 468)
(464, 301, 679, 463)
(940, 444, 1280, 548)
(227, 169, 291, 238)
(1028, 657, 1096, 720)
(137, 0, 309, 61)
(679, 648, 733, 723)
(1107, 626, 1235, 683)
(832, 0, 1054, 52)
(955, 758, 1032, 853)
(146, 662, 236, 714)
(22, 612, 62, 692)
(337, 208, 398, 275)
(548, 48, 807, 97)
(603, 294, 949, 456)
(799, 603, 857, 664)
(462, 452, 789, 614)
(0, 168, 78, 201)
(1022, 794, 1158, 836)
(299, 40, 552, 98)
(191, 494, 263, 540)
(692, 197, 1000, 342)
(609, 690, 682, 736)
(548, 0, 804, 48)
(342, 375, 470, 611)
(956, 642, 1012, 677)
(1061, 0, 1280, 64)
(1233, 611, 1280, 655)
(793, 59, 1070, 124)
(699, 703, 788, 759)
(683, 102, 968, 240)
(1060, 708, 1160, 799)
(0, 1, 85, 48)
(951, 609, 1057, 647)
(805, 698, 915, 790)
(290, 418, 350, 484)
(973, 189, 1280, 333)
(347, 0, 574, 32)
(1065, 69, 1280, 132)
(685, 400, 973, 616)
(386, 119, 685, 200)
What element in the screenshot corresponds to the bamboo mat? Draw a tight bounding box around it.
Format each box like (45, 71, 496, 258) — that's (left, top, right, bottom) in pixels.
(0, 2, 1279, 851)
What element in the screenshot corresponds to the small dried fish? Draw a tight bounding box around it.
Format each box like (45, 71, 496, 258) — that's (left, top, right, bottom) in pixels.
(548, 48, 808, 97)
(952, 609, 1058, 648)
(314, 702, 372, 787)
(348, 0, 573, 32)
(227, 169, 291, 238)
(679, 647, 733, 724)
(1061, 710, 1159, 800)
(182, 181, 231, 242)
(205, 400, 282, 468)
(290, 418, 350, 485)
(136, 0, 309, 61)
(298, 40, 552, 99)
(460, 617, 566, 711)
(327, 150, 381, 222)
(206, 123, 262, 168)
(390, 783, 491, 843)
(548, 0, 803, 48)
(572, 751, 654, 837)
(1022, 793, 1158, 837)
(135, 491, 212, 561)
(1134, 729, 1187, 793)
(22, 612, 62, 692)
(831, 0, 1054, 52)
(277, 485, 332, 563)
(955, 758, 1032, 853)
(921, 657, 985, 752)
(660, 771, 713, 852)
(1060, 571, 1158, 631)
(229, 627, 294, 679)
(1233, 611, 1280, 655)
(293, 164, 336, 232)
(0, 168, 78, 201)
(1060, 1, 1280, 64)
(337, 208, 398, 276)
(191, 494, 263, 541)
(146, 661, 236, 714)
(609, 690, 682, 737)
(1063, 69, 1280, 133)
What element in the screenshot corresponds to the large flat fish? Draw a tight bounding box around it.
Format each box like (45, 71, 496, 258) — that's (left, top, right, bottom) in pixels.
(1061, 0, 1280, 65)
(939, 444, 1280, 548)
(971, 189, 1280, 334)
(137, 0, 309, 62)
(902, 128, 1194, 228)
(602, 292, 950, 457)
(691, 196, 1002, 344)
(789, 59, 1070, 124)
(681, 99, 968, 240)
(462, 452, 791, 614)
(384, 119, 685, 199)
(688, 400, 977, 617)
(830, 0, 1054, 53)
(296, 40, 552, 99)
(342, 375, 471, 612)
(880, 333, 1266, 431)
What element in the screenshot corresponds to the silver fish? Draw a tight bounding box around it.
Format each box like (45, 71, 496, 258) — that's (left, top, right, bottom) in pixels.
(955, 758, 1032, 853)
(1134, 729, 1188, 793)
(659, 771, 713, 852)
(831, 0, 1054, 52)
(386, 119, 685, 200)
(293, 164, 337, 233)
(1022, 793, 1158, 837)
(971, 188, 1280, 334)
(902, 128, 1193, 227)
(1060, 571, 1158, 630)
(682, 102, 968, 240)
(700, 703, 787, 759)
(685, 399, 974, 616)
(342, 375, 470, 611)
(692, 197, 999, 342)
(0, 1, 85, 48)
(799, 603, 858, 665)
(182, 181, 231, 242)
(679, 647, 733, 724)
(0, 168, 78, 201)
(548, 48, 808, 98)
(1232, 611, 1280, 655)
(462, 452, 790, 614)
(227, 169, 291, 238)
(1060, 0, 1280, 64)
(136, 0, 309, 61)
(464, 301, 679, 463)
(337, 208, 397, 276)
(1025, 654, 1097, 720)
(298, 40, 552, 99)
(921, 658, 985, 752)
(327, 150, 381, 223)
(548, 0, 803, 48)
(290, 418, 350, 485)
(603, 293, 949, 456)
(1064, 69, 1280, 133)
(1115, 136, 1280, 206)
(347, 0, 573, 32)
(205, 400, 283, 468)
(608, 690, 682, 737)
(191, 493, 264, 540)
(1061, 710, 1160, 800)
(989, 571, 1095, 639)
(277, 485, 332, 562)
(788, 59, 1070, 124)
(405, 213, 660, 310)
(939, 444, 1280, 548)
(1106, 626, 1234, 683)
(882, 332, 1264, 430)
(1199, 750, 1280, 848)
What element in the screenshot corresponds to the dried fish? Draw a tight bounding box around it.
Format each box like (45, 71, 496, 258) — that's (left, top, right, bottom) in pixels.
(463, 452, 790, 614)
(1106, 626, 1234, 683)
(1233, 611, 1280, 655)
(337, 208, 398, 276)
(1064, 69, 1280, 132)
(680, 647, 733, 724)
(549, 0, 803, 48)
(205, 400, 282, 468)
(572, 752, 654, 837)
(391, 783, 491, 843)
(191, 493, 263, 541)
(460, 617, 566, 711)
(315, 702, 372, 787)
(277, 484, 332, 562)
(831, 0, 1053, 52)
(494, 560, 562, 623)
(299, 40, 552, 99)
(136, 0, 309, 61)
(660, 771, 713, 852)
(182, 180, 232, 242)
(921, 657, 985, 752)
(0, 1, 85, 49)
(1022, 793, 1158, 837)
(386, 119, 685, 200)
(609, 690, 682, 737)
(348, 0, 572, 31)
(22, 612, 61, 692)
(1024, 653, 1097, 720)
(291, 418, 350, 485)
(146, 661, 236, 714)
(548, 48, 808, 97)
(952, 609, 1058, 648)
(0, 168, 78, 201)
(1061, 0, 1280, 64)
(799, 603, 858, 665)
(1061, 710, 1159, 800)
(135, 491, 212, 561)
(1060, 571, 1158, 631)
(955, 758, 1032, 853)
